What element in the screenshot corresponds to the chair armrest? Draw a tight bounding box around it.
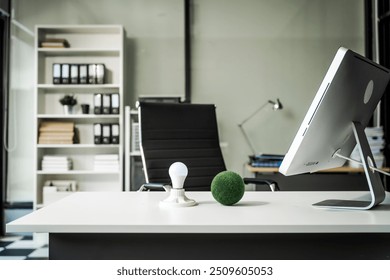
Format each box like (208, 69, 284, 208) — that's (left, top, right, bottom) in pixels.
(243, 178, 279, 192)
(138, 183, 171, 192)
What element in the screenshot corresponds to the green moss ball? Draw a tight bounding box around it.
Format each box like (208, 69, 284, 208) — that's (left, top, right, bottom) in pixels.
(211, 171, 245, 206)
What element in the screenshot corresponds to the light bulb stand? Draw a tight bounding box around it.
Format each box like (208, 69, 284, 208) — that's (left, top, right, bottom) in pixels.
(160, 188, 197, 207)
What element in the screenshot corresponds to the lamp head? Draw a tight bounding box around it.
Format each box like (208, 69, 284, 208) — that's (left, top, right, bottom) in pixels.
(270, 98, 283, 110)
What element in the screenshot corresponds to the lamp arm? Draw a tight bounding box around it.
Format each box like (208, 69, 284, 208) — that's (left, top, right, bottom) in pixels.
(238, 101, 270, 126)
(238, 123, 257, 155)
(238, 101, 271, 155)
(238, 98, 282, 156)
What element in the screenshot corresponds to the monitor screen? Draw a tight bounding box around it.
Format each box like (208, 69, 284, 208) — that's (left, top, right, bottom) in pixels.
(279, 47, 390, 209)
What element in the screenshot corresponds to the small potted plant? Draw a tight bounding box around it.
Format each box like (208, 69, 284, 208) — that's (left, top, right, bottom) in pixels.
(59, 95, 77, 114)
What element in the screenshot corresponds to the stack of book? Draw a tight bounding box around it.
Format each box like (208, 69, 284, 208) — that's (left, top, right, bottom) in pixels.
(94, 154, 119, 172)
(249, 154, 284, 167)
(41, 155, 72, 172)
(349, 126, 385, 168)
(40, 38, 70, 48)
(38, 121, 75, 144)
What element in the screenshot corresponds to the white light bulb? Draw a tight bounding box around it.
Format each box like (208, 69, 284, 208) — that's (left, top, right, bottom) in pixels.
(160, 162, 197, 207)
(169, 162, 188, 189)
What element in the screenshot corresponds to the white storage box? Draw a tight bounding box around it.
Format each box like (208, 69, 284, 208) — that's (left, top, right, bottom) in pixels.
(43, 180, 77, 206)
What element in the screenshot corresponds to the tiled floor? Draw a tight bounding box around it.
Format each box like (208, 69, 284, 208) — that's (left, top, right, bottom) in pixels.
(0, 235, 48, 260)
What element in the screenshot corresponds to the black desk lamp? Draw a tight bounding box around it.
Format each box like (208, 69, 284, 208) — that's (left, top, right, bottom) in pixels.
(238, 98, 283, 155)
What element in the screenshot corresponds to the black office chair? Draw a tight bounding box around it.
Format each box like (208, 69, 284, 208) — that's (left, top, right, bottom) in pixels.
(138, 102, 278, 191)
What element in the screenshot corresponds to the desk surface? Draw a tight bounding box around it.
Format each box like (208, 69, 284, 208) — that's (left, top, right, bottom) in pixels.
(7, 191, 390, 234)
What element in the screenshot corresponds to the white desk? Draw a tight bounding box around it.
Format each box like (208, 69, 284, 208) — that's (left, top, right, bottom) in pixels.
(7, 191, 390, 259)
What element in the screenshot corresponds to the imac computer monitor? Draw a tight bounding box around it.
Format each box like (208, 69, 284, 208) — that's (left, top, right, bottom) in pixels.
(279, 47, 390, 210)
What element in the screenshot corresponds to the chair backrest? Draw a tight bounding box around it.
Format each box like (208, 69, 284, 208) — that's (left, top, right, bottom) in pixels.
(139, 102, 226, 191)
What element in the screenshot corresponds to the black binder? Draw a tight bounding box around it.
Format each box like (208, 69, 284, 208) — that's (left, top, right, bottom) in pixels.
(111, 93, 119, 114)
(94, 94, 102, 114)
(70, 64, 79, 84)
(96, 64, 105, 84)
(102, 124, 111, 144)
(88, 64, 96, 84)
(102, 94, 111, 114)
(93, 123, 102, 144)
(53, 63, 61, 84)
(111, 123, 119, 144)
(79, 64, 88, 84)
(61, 64, 70, 84)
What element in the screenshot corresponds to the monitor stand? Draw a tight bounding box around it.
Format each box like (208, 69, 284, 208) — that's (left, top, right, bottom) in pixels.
(313, 121, 386, 210)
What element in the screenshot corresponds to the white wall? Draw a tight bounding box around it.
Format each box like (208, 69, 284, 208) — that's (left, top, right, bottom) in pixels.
(7, 0, 364, 201)
(191, 0, 364, 174)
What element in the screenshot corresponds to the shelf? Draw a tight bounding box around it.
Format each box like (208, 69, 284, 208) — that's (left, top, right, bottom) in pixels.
(38, 84, 120, 89)
(34, 24, 125, 209)
(37, 170, 120, 175)
(37, 144, 120, 148)
(37, 114, 120, 119)
(37, 24, 123, 34)
(38, 48, 120, 56)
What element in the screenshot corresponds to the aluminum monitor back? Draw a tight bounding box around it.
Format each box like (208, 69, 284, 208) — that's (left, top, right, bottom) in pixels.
(280, 47, 390, 176)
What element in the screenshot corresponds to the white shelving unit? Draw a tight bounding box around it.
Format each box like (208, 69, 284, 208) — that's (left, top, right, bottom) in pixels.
(34, 25, 125, 209)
